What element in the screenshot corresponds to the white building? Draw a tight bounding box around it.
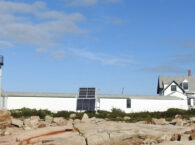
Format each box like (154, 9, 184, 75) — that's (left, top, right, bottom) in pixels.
(0, 56, 193, 113)
(0, 90, 188, 113)
(157, 70, 195, 109)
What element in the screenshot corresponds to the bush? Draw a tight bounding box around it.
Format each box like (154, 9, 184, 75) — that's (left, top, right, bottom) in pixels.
(10, 107, 53, 119)
(54, 111, 74, 119)
(9, 108, 195, 122)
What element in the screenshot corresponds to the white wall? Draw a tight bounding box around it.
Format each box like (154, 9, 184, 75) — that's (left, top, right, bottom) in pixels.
(99, 98, 188, 113)
(164, 82, 183, 96)
(6, 97, 188, 113)
(169, 92, 187, 99)
(7, 97, 77, 112)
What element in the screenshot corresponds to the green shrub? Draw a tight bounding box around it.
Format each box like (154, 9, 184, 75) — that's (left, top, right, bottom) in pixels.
(10, 107, 53, 119)
(9, 107, 195, 122)
(54, 111, 75, 119)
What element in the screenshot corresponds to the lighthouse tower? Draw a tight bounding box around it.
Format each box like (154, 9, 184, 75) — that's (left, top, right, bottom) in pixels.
(0, 55, 4, 109)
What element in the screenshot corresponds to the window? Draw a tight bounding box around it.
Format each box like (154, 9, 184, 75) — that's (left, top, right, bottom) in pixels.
(188, 98, 191, 106)
(183, 82, 188, 90)
(127, 98, 131, 108)
(171, 85, 177, 91)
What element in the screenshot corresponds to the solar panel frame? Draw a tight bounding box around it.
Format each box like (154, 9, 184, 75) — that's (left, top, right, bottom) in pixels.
(76, 98, 96, 111)
(78, 88, 96, 98)
(77, 88, 96, 111)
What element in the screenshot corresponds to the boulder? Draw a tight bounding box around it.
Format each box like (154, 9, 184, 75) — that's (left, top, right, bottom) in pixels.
(69, 113, 76, 119)
(45, 115, 53, 124)
(24, 117, 39, 129)
(175, 114, 182, 119)
(53, 117, 67, 126)
(30, 116, 40, 121)
(190, 132, 195, 140)
(171, 118, 183, 126)
(11, 118, 23, 128)
(190, 117, 195, 123)
(170, 133, 181, 141)
(152, 118, 168, 125)
(123, 116, 131, 120)
(0, 110, 11, 129)
(82, 113, 89, 120)
(0, 127, 13, 136)
(37, 121, 47, 128)
(136, 121, 148, 124)
(73, 119, 80, 124)
(67, 119, 73, 126)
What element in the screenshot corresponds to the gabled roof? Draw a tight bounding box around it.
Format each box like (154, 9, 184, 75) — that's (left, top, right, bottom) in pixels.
(157, 76, 195, 94)
(160, 80, 185, 94)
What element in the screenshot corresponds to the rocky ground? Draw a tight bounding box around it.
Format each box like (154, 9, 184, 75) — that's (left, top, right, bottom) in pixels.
(0, 110, 195, 145)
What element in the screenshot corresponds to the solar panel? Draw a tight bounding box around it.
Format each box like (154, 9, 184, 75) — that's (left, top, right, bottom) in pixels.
(76, 99, 96, 111)
(78, 88, 96, 98)
(77, 88, 96, 111)
(89, 99, 95, 110)
(76, 99, 83, 110)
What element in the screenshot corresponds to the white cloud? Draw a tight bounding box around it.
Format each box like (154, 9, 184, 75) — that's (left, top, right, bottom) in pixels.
(36, 48, 48, 54)
(174, 52, 195, 63)
(69, 48, 134, 66)
(65, 0, 122, 7)
(66, 0, 98, 7)
(105, 0, 123, 3)
(0, 41, 13, 49)
(0, 0, 85, 55)
(141, 64, 185, 73)
(51, 50, 66, 60)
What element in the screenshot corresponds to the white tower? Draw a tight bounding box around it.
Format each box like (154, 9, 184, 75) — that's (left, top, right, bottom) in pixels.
(0, 55, 4, 109)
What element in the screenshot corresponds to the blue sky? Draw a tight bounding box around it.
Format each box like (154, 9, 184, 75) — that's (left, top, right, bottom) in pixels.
(0, 0, 195, 95)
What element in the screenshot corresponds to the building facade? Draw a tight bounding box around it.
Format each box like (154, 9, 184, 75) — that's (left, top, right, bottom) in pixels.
(157, 70, 195, 109)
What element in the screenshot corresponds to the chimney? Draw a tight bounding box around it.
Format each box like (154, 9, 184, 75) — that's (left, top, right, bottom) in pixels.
(188, 69, 191, 76)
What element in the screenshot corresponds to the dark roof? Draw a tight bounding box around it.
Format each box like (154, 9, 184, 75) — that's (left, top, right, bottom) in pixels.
(157, 76, 195, 94)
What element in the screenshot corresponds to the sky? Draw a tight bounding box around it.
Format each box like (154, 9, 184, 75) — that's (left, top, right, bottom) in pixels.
(0, 0, 195, 95)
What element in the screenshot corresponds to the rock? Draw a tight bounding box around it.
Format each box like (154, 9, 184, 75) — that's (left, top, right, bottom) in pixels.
(45, 115, 53, 124)
(87, 132, 110, 145)
(151, 118, 168, 125)
(123, 116, 131, 120)
(69, 113, 76, 119)
(184, 129, 195, 134)
(37, 121, 47, 128)
(171, 118, 183, 126)
(176, 121, 184, 126)
(1, 127, 12, 136)
(24, 117, 39, 129)
(23, 126, 31, 130)
(170, 133, 181, 141)
(73, 119, 80, 124)
(30, 116, 40, 121)
(175, 114, 182, 119)
(82, 113, 89, 120)
(190, 132, 195, 140)
(67, 119, 73, 126)
(53, 117, 67, 126)
(11, 118, 23, 128)
(190, 117, 195, 123)
(0, 110, 11, 129)
(136, 121, 148, 124)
